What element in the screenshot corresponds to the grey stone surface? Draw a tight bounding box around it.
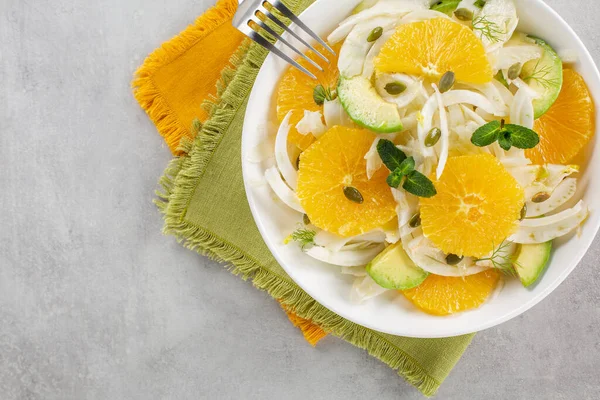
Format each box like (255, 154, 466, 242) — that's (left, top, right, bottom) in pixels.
(1, 0, 599, 399)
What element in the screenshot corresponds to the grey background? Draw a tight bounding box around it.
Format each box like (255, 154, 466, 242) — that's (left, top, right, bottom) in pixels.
(1, 0, 599, 399)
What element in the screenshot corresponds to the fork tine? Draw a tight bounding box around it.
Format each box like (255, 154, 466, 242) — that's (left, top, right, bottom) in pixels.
(268, 0, 337, 56)
(260, 6, 330, 64)
(245, 28, 317, 80)
(252, 15, 324, 72)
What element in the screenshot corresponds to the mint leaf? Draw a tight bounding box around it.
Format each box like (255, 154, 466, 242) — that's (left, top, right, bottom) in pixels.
(398, 157, 416, 176)
(498, 132, 512, 151)
(505, 124, 540, 149)
(403, 171, 437, 198)
(377, 139, 407, 172)
(471, 120, 501, 147)
(386, 169, 404, 188)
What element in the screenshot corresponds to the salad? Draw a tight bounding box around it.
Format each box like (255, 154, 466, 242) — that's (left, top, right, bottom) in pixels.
(260, 0, 595, 316)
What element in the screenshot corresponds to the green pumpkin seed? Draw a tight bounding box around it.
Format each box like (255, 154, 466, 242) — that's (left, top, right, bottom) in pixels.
(474, 0, 487, 8)
(384, 82, 407, 95)
(445, 254, 464, 265)
(367, 26, 383, 42)
(439, 71, 455, 93)
(425, 127, 442, 147)
(520, 205, 527, 220)
(303, 214, 311, 225)
(296, 154, 301, 169)
(532, 192, 551, 203)
(409, 213, 421, 228)
(343, 186, 364, 204)
(507, 63, 522, 80)
(454, 8, 473, 21)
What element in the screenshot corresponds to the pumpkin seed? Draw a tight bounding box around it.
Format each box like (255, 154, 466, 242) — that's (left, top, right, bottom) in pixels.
(409, 213, 421, 228)
(384, 82, 407, 95)
(474, 0, 487, 8)
(520, 205, 527, 220)
(439, 71, 456, 93)
(532, 192, 551, 203)
(367, 27, 383, 42)
(303, 214, 311, 225)
(454, 8, 473, 21)
(425, 127, 442, 147)
(445, 254, 464, 265)
(507, 63, 522, 80)
(343, 186, 364, 204)
(296, 154, 301, 169)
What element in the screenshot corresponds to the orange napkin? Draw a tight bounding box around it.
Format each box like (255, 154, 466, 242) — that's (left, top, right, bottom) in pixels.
(133, 0, 327, 346)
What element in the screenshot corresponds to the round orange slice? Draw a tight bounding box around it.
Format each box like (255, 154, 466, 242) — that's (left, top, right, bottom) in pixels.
(527, 69, 595, 164)
(420, 154, 524, 258)
(403, 270, 500, 316)
(374, 18, 493, 84)
(296, 126, 396, 237)
(276, 43, 341, 151)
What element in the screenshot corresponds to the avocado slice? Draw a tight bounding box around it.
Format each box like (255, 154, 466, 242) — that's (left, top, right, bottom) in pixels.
(430, 0, 461, 15)
(520, 36, 563, 118)
(366, 242, 428, 290)
(338, 76, 403, 134)
(513, 241, 553, 288)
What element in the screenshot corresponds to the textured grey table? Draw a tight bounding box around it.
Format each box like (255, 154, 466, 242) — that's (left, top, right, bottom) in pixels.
(1, 0, 599, 399)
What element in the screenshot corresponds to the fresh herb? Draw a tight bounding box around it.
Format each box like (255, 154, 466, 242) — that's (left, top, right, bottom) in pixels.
(287, 228, 316, 249)
(313, 84, 336, 106)
(377, 140, 437, 198)
(438, 71, 455, 93)
(471, 120, 540, 151)
(476, 242, 518, 276)
(472, 15, 504, 43)
(343, 186, 364, 204)
(430, 0, 461, 15)
(367, 26, 383, 42)
(454, 8, 473, 21)
(474, 0, 487, 8)
(384, 82, 407, 95)
(521, 59, 561, 89)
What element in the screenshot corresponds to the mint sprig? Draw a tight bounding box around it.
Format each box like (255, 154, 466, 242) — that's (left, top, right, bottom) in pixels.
(377, 140, 437, 198)
(471, 120, 540, 151)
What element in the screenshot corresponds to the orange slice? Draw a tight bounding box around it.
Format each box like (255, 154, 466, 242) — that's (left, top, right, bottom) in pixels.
(527, 69, 595, 164)
(296, 126, 396, 237)
(403, 270, 500, 316)
(420, 154, 524, 258)
(374, 18, 493, 84)
(276, 43, 341, 151)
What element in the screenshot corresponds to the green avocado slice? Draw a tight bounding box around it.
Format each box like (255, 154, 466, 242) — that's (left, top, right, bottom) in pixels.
(513, 241, 553, 288)
(366, 242, 429, 290)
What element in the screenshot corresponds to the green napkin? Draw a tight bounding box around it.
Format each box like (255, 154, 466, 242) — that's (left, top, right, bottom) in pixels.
(156, 0, 474, 396)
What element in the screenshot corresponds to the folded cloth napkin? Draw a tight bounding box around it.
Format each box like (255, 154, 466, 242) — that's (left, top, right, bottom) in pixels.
(134, 0, 474, 396)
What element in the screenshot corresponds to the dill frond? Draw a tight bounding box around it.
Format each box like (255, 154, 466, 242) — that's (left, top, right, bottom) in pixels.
(288, 228, 316, 249)
(472, 15, 504, 43)
(521, 59, 561, 89)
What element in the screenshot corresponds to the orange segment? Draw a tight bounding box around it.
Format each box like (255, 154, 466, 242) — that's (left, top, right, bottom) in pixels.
(374, 18, 493, 84)
(420, 154, 524, 258)
(403, 270, 500, 316)
(527, 69, 595, 164)
(277, 43, 341, 151)
(297, 126, 396, 237)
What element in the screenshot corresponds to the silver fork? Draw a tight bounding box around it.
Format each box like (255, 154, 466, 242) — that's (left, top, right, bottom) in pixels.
(232, 0, 336, 80)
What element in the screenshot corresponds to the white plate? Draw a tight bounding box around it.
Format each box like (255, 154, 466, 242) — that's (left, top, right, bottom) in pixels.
(241, 0, 600, 338)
